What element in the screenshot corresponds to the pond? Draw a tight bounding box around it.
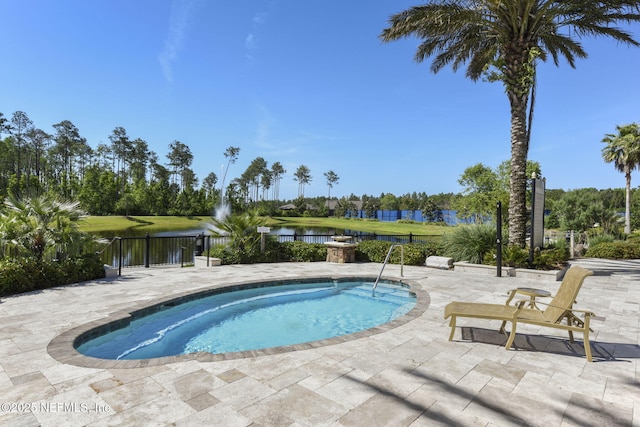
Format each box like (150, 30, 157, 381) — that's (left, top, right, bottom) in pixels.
(96, 226, 360, 239)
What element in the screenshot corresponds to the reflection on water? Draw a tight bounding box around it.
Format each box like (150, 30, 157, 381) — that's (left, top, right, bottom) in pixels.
(269, 227, 348, 236)
(96, 226, 364, 238)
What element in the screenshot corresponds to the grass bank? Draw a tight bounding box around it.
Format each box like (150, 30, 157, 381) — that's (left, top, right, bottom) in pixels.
(265, 217, 448, 236)
(80, 215, 450, 237)
(79, 216, 210, 234)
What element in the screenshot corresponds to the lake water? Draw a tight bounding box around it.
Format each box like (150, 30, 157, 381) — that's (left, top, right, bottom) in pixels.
(99, 226, 357, 238)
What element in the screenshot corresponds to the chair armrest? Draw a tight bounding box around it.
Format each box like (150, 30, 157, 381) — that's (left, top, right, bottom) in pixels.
(505, 288, 551, 309)
(532, 300, 596, 317)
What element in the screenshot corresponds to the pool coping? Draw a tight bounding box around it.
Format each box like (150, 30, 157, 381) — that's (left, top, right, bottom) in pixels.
(47, 274, 430, 369)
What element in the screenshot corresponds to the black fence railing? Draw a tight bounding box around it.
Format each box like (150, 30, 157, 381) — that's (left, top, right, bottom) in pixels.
(100, 234, 203, 274)
(278, 233, 432, 244)
(99, 233, 434, 273)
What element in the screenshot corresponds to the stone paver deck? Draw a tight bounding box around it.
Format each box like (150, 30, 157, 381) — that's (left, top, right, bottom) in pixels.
(0, 258, 638, 426)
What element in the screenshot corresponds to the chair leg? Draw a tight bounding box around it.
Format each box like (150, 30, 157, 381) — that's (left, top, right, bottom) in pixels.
(499, 321, 507, 334)
(584, 328, 592, 362)
(448, 316, 457, 341)
(566, 316, 575, 342)
(505, 321, 517, 350)
(584, 313, 593, 362)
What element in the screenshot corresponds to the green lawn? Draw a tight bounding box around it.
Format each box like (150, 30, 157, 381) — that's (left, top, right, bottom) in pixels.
(79, 216, 211, 234)
(265, 217, 448, 236)
(80, 215, 450, 237)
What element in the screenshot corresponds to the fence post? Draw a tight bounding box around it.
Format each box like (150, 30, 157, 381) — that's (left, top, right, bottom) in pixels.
(496, 201, 502, 277)
(206, 235, 210, 267)
(409, 232, 413, 243)
(118, 237, 123, 276)
(145, 233, 150, 268)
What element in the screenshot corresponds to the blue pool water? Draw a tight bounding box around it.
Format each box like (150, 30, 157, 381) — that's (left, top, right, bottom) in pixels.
(76, 279, 416, 360)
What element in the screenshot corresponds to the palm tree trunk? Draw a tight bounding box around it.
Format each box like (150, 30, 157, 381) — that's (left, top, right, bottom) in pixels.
(625, 169, 631, 234)
(504, 44, 536, 248)
(507, 90, 529, 247)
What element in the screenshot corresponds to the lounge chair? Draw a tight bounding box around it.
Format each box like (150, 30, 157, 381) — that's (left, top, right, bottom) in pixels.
(444, 265, 596, 361)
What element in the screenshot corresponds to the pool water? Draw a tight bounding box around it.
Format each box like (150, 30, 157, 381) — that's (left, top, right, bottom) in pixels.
(76, 280, 416, 360)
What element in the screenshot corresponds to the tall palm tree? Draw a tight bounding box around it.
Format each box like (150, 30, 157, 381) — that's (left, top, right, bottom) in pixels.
(324, 170, 339, 206)
(380, 0, 640, 247)
(602, 123, 640, 234)
(294, 165, 312, 198)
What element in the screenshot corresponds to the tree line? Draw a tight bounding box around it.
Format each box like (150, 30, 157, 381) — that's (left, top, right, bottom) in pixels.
(0, 111, 344, 216)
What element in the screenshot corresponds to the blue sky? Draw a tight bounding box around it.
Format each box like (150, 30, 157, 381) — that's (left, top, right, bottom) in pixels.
(2, 1, 640, 201)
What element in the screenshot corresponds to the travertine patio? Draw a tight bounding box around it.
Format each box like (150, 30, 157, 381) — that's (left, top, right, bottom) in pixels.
(0, 258, 638, 426)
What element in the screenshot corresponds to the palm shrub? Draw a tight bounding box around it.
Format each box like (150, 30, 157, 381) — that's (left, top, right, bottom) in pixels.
(0, 193, 106, 296)
(442, 224, 497, 264)
(588, 233, 616, 247)
(208, 210, 265, 264)
(0, 193, 96, 261)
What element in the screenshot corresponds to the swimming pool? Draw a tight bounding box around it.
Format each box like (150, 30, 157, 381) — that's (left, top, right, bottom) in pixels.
(74, 277, 417, 361)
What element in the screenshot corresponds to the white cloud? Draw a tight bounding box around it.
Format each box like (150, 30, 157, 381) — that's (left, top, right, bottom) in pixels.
(245, 11, 268, 60)
(158, 0, 196, 83)
(253, 12, 267, 25)
(244, 33, 256, 51)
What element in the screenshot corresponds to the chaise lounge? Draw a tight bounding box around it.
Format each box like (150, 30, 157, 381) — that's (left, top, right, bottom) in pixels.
(444, 265, 596, 361)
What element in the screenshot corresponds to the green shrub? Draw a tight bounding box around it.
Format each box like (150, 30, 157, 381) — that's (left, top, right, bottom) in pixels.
(207, 239, 326, 264)
(586, 241, 640, 259)
(356, 240, 392, 262)
(206, 238, 442, 266)
(483, 245, 529, 267)
(441, 224, 497, 264)
(61, 254, 106, 283)
(532, 247, 569, 270)
(281, 241, 327, 262)
(588, 233, 616, 247)
(0, 253, 106, 297)
(400, 243, 435, 265)
(0, 260, 35, 295)
(627, 232, 640, 243)
(355, 240, 442, 266)
(483, 245, 568, 270)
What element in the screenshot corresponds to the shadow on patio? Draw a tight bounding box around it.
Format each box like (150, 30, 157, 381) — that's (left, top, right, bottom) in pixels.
(459, 327, 640, 362)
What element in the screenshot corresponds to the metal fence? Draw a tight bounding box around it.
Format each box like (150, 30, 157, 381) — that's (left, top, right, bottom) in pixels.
(277, 233, 432, 244)
(99, 233, 434, 272)
(100, 235, 203, 274)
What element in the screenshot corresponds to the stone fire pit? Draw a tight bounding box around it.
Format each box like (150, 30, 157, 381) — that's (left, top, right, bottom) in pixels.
(324, 236, 356, 263)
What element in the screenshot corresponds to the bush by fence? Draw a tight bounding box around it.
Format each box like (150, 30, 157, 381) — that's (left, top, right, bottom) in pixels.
(0, 254, 105, 297)
(586, 241, 640, 259)
(355, 240, 442, 265)
(207, 239, 442, 266)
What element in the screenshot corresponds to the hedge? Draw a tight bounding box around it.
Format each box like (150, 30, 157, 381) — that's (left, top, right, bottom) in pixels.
(585, 241, 640, 259)
(208, 239, 443, 266)
(0, 254, 106, 297)
(355, 240, 442, 266)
